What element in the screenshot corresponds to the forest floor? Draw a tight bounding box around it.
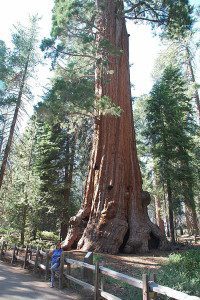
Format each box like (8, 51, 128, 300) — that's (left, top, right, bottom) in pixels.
(97, 239, 200, 299)
(69, 236, 200, 299)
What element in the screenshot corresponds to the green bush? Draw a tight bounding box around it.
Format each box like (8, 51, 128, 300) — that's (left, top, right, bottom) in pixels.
(28, 239, 55, 250)
(0, 228, 19, 246)
(0, 227, 15, 235)
(158, 249, 200, 297)
(37, 231, 59, 241)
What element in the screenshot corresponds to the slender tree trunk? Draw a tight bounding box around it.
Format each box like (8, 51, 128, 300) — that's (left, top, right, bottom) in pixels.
(63, 0, 166, 254)
(179, 151, 199, 235)
(154, 195, 165, 234)
(31, 228, 37, 240)
(0, 55, 30, 189)
(184, 194, 199, 236)
(20, 204, 28, 246)
(153, 171, 165, 234)
(166, 180, 175, 243)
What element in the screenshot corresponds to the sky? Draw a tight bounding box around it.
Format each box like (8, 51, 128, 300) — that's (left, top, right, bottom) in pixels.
(0, 0, 199, 104)
(0, 0, 163, 101)
(0, 0, 53, 42)
(0, 0, 54, 122)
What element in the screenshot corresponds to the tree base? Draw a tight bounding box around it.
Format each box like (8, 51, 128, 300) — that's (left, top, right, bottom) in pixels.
(62, 192, 168, 254)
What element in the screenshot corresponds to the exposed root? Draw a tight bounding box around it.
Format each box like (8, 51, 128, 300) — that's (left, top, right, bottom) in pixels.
(63, 191, 168, 254)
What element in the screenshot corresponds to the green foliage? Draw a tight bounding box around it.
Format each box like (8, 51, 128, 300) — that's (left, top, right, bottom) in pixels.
(146, 66, 195, 186)
(96, 96, 122, 117)
(142, 64, 199, 229)
(158, 249, 200, 296)
(93, 253, 103, 263)
(37, 230, 59, 241)
(0, 15, 42, 189)
(33, 76, 93, 235)
(33, 120, 79, 231)
(38, 77, 94, 121)
(51, 0, 95, 37)
(103, 275, 142, 300)
(0, 40, 9, 81)
(0, 120, 42, 242)
(124, 0, 193, 38)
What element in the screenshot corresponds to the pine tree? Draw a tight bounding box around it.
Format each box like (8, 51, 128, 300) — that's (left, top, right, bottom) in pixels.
(33, 76, 93, 239)
(0, 16, 41, 189)
(0, 40, 13, 156)
(146, 66, 199, 242)
(0, 120, 41, 245)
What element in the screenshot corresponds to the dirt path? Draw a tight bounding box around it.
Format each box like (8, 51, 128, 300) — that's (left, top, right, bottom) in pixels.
(0, 261, 82, 300)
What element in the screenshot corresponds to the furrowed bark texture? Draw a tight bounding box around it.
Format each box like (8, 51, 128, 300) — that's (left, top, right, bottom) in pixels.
(63, 0, 166, 254)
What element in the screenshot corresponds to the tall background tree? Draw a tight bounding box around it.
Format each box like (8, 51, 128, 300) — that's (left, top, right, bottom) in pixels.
(145, 66, 199, 242)
(0, 16, 41, 189)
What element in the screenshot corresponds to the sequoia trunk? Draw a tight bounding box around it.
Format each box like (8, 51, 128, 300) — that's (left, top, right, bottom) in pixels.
(63, 0, 166, 254)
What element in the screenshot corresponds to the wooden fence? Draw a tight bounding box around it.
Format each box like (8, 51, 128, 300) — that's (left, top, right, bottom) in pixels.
(0, 242, 199, 300)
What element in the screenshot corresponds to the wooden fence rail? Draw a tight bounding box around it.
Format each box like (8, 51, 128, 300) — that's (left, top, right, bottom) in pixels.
(0, 242, 199, 300)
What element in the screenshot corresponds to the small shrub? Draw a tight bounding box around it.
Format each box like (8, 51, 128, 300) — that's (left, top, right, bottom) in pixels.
(157, 249, 200, 297)
(93, 253, 104, 263)
(37, 231, 59, 241)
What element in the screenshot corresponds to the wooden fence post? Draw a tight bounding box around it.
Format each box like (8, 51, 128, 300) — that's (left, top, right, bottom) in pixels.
(45, 252, 50, 281)
(11, 244, 17, 264)
(59, 252, 65, 289)
(94, 261, 100, 300)
(194, 234, 197, 244)
(83, 251, 93, 284)
(29, 246, 32, 261)
(34, 247, 39, 274)
(23, 245, 29, 269)
(0, 241, 6, 260)
(149, 273, 157, 300)
(100, 261, 105, 292)
(66, 255, 71, 288)
(143, 274, 150, 300)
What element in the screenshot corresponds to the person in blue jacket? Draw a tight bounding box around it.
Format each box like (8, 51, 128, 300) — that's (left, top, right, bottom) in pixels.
(50, 241, 63, 288)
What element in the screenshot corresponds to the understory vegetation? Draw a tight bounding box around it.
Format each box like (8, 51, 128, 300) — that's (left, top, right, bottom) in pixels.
(158, 249, 200, 297)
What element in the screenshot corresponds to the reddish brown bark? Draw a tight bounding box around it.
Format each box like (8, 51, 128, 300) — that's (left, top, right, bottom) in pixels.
(153, 171, 165, 234)
(184, 199, 199, 236)
(154, 195, 165, 235)
(63, 0, 167, 254)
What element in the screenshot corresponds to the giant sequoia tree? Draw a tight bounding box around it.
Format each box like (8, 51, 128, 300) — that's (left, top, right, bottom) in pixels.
(50, 0, 193, 253)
